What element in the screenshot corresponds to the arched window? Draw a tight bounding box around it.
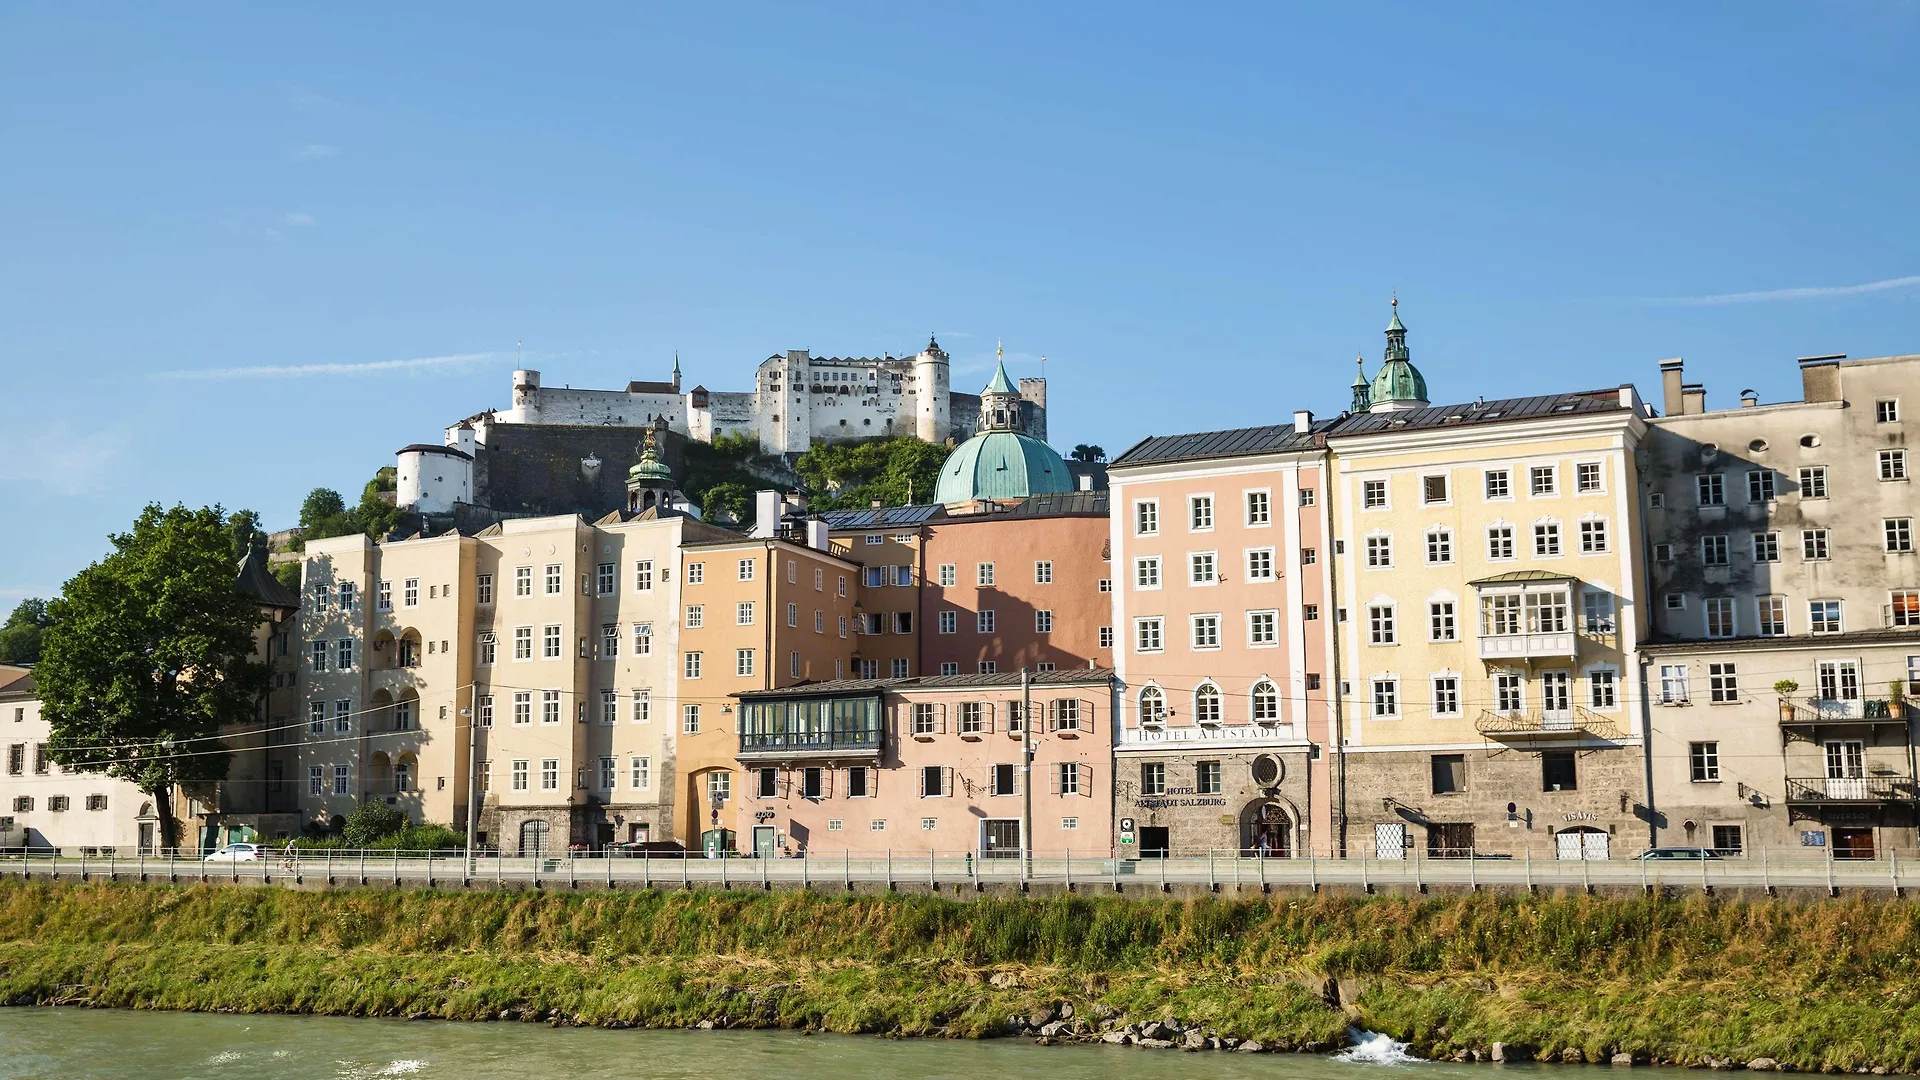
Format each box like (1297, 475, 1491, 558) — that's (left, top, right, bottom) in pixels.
(1194, 682, 1223, 725)
(1251, 680, 1280, 724)
(1138, 686, 1165, 724)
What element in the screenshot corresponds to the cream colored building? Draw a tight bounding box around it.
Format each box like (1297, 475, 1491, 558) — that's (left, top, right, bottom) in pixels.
(0, 665, 155, 853)
(1327, 309, 1652, 860)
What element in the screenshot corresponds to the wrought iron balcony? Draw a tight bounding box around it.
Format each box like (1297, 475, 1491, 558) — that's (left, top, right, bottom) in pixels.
(1474, 706, 1624, 742)
(1777, 697, 1913, 735)
(1784, 775, 1916, 804)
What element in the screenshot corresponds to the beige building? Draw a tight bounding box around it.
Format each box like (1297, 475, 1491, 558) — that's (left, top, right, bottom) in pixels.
(1, 665, 155, 853)
(1640, 353, 1920, 858)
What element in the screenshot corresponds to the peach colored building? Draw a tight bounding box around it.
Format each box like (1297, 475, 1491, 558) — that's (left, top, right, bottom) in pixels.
(673, 533, 860, 851)
(822, 505, 939, 681)
(732, 670, 1115, 857)
(1106, 412, 1337, 857)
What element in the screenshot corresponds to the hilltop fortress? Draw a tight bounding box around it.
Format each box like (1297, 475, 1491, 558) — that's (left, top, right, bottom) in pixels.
(394, 337, 1049, 516)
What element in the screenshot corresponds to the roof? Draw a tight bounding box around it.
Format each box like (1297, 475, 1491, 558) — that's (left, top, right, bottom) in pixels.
(625, 380, 679, 395)
(820, 504, 944, 530)
(396, 443, 473, 461)
(999, 490, 1108, 518)
(1642, 626, 1920, 655)
(1333, 389, 1629, 437)
(983, 359, 1017, 395)
(933, 430, 1073, 503)
(1110, 419, 1334, 469)
(236, 549, 299, 610)
(1468, 569, 1580, 587)
(0, 665, 34, 699)
(736, 668, 1114, 700)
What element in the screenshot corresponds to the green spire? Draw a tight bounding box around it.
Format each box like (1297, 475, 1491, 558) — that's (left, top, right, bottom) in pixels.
(626, 428, 673, 487)
(1368, 297, 1429, 411)
(984, 359, 1016, 395)
(1350, 353, 1371, 413)
(1384, 294, 1409, 361)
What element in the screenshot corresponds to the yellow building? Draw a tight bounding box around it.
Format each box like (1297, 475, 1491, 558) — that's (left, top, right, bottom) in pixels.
(1327, 308, 1652, 860)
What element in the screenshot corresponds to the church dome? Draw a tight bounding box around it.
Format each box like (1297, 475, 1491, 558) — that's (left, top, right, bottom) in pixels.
(1370, 358, 1428, 407)
(934, 430, 1074, 504)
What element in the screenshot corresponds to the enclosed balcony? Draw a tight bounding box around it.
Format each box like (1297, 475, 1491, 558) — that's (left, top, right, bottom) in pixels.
(1472, 571, 1578, 661)
(737, 692, 884, 759)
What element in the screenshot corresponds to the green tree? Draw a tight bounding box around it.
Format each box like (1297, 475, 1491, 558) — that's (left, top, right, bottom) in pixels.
(699, 481, 753, 526)
(1070, 444, 1106, 463)
(341, 802, 408, 847)
(795, 437, 949, 510)
(227, 509, 266, 561)
(36, 504, 270, 852)
(0, 599, 53, 664)
(299, 488, 348, 532)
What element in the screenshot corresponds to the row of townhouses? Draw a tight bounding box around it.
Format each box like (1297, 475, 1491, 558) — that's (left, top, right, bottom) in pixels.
(6, 313, 1915, 861)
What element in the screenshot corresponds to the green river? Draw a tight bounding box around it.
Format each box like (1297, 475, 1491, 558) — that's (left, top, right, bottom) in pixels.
(0, 1007, 1692, 1080)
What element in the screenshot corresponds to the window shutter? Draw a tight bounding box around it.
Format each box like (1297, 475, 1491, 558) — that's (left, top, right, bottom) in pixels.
(918, 766, 927, 797)
(867, 766, 878, 799)
(944, 766, 954, 798)
(824, 766, 836, 799)
(938, 703, 948, 734)
(1049, 764, 1061, 795)
(984, 702, 995, 734)
(1079, 762, 1092, 798)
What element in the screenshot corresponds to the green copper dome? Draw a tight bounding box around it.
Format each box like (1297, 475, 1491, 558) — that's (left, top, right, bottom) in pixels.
(1366, 299, 1429, 411)
(934, 430, 1074, 504)
(626, 432, 674, 486)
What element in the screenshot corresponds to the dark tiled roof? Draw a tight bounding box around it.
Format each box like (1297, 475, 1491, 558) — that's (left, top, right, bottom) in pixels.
(735, 668, 1114, 700)
(236, 550, 299, 610)
(1001, 490, 1108, 518)
(1110, 420, 1335, 468)
(1331, 389, 1629, 437)
(625, 380, 679, 394)
(821, 504, 945, 529)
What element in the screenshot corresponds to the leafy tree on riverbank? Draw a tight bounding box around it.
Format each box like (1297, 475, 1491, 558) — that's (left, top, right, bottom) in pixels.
(34, 504, 269, 851)
(0, 599, 53, 665)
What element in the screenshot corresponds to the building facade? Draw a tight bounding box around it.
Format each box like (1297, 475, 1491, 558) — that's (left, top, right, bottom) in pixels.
(1640, 353, 1920, 857)
(0, 665, 155, 853)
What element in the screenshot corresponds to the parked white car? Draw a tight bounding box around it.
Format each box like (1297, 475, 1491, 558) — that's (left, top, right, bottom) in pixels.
(203, 843, 262, 863)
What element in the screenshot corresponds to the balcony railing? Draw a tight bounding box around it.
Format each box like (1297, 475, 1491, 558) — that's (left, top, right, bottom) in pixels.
(1474, 706, 1624, 742)
(1778, 697, 1912, 733)
(1785, 776, 1916, 804)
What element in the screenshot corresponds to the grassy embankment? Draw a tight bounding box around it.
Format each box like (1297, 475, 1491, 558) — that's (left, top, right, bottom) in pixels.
(2, 881, 1920, 1069)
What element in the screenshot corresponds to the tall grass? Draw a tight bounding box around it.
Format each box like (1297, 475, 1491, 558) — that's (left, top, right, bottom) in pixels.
(2, 883, 1919, 1069)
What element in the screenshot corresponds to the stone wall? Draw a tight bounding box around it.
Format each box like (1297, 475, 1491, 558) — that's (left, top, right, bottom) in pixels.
(1113, 749, 1314, 857)
(473, 424, 691, 519)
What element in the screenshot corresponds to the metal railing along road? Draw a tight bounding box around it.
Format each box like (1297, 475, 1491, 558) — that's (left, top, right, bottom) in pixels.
(0, 843, 1914, 895)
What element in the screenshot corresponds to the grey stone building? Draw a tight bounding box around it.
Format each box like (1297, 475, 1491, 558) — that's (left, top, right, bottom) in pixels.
(1640, 353, 1920, 858)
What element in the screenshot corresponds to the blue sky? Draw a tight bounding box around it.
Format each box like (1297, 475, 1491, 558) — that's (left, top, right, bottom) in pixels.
(3, 3, 1918, 604)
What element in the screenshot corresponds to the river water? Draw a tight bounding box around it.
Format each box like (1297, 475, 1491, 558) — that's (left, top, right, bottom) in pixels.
(0, 1007, 1678, 1080)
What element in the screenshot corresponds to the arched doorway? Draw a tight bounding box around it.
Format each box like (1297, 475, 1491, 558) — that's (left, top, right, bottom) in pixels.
(1241, 800, 1294, 858)
(519, 818, 551, 856)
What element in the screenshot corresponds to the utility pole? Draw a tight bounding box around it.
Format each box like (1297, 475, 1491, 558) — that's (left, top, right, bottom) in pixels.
(1020, 667, 1033, 885)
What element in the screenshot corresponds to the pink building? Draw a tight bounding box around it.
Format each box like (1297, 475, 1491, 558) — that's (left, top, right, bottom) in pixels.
(731, 670, 1115, 858)
(1105, 412, 1337, 857)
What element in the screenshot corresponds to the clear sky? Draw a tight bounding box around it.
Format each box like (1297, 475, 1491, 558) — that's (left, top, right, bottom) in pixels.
(3, 3, 1917, 604)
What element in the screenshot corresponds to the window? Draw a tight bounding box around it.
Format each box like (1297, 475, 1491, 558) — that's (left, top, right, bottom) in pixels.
(1748, 531, 1780, 563)
(684, 651, 703, 678)
(403, 578, 420, 607)
(976, 609, 995, 633)
(1530, 466, 1557, 496)
(1056, 761, 1085, 796)
(990, 763, 1017, 796)
(735, 601, 755, 627)
(508, 759, 530, 792)
(1138, 687, 1166, 724)
(682, 705, 701, 734)
(1193, 760, 1221, 795)
(1803, 529, 1830, 560)
(1581, 591, 1615, 633)
(1246, 490, 1270, 525)
(735, 557, 756, 582)
(1099, 578, 1112, 593)
(1701, 535, 1729, 566)
(1577, 462, 1603, 493)
(1426, 529, 1452, 565)
(937, 610, 957, 634)
(629, 690, 650, 723)
(1371, 678, 1399, 718)
(685, 604, 704, 629)
(1888, 518, 1915, 553)
(815, 568, 824, 591)
(977, 661, 996, 674)
(634, 560, 654, 592)
(1299, 488, 1316, 506)
(1496, 672, 1525, 712)
(1190, 495, 1214, 530)
(1704, 597, 1735, 638)
(543, 564, 562, 595)
(308, 701, 326, 734)
(1696, 474, 1725, 506)
(310, 640, 328, 673)
(1250, 680, 1279, 723)
(539, 624, 559, 659)
(1542, 750, 1577, 792)
(1429, 601, 1456, 642)
(1422, 474, 1449, 504)
(1432, 753, 1466, 794)
(1190, 551, 1218, 584)
(1748, 470, 1776, 503)
(1690, 742, 1721, 782)
(1817, 661, 1863, 703)
(1365, 535, 1392, 568)
(1589, 669, 1618, 709)
(632, 623, 652, 656)
(512, 692, 532, 725)
(937, 563, 957, 587)
(596, 756, 617, 791)
(334, 700, 352, 733)
(1658, 664, 1689, 704)
(977, 562, 995, 586)
(1533, 522, 1561, 557)
(1487, 525, 1515, 560)
(1432, 676, 1461, 718)
(1135, 500, 1158, 535)
(540, 690, 561, 725)
(1485, 469, 1511, 499)
(1889, 590, 1920, 628)
(736, 648, 755, 677)
(1140, 762, 1165, 797)
(1304, 604, 1319, 621)
(626, 756, 650, 790)
(1708, 662, 1739, 703)
(1135, 556, 1161, 588)
(539, 758, 560, 791)
(593, 562, 615, 595)
(1035, 610, 1053, 633)
(513, 566, 532, 597)
(307, 765, 324, 796)
(1799, 466, 1828, 499)
(1750, 595, 1788, 637)
(1135, 617, 1163, 652)
(685, 562, 704, 585)
(856, 658, 878, 680)
(376, 580, 393, 610)
(1191, 614, 1220, 649)
(1483, 593, 1523, 635)
(336, 638, 354, 670)
(1246, 548, 1275, 581)
(1879, 400, 1902, 423)
(1881, 450, 1909, 481)
(1248, 609, 1278, 645)
(1362, 480, 1388, 509)
(1579, 519, 1609, 553)
(1654, 543, 1673, 563)
(332, 764, 350, 796)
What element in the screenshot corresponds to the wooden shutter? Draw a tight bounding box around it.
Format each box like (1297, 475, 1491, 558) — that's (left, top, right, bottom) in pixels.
(1049, 763, 1061, 794)
(1078, 762, 1093, 798)
(944, 766, 954, 798)
(983, 702, 995, 734)
(938, 702, 948, 734)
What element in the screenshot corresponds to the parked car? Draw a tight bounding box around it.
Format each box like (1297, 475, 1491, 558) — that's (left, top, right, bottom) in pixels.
(1636, 846, 1722, 861)
(203, 843, 262, 862)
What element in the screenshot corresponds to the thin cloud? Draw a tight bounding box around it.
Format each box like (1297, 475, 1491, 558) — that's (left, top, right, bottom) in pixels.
(290, 143, 338, 161)
(0, 423, 130, 497)
(153, 352, 501, 382)
(1648, 274, 1920, 306)
(285, 212, 316, 227)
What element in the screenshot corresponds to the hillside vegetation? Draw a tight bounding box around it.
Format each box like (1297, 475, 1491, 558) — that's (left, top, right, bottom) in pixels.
(2, 883, 1918, 1070)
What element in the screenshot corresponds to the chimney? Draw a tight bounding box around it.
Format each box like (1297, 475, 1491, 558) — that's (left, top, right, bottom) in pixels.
(751, 490, 781, 538)
(1798, 354, 1844, 403)
(805, 519, 830, 552)
(1293, 409, 1314, 434)
(871, 499, 883, 509)
(1658, 358, 1685, 416)
(1740, 390, 1759, 409)
(1681, 383, 1707, 415)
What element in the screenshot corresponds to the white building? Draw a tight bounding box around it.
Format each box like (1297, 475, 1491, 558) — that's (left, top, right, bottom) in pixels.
(0, 665, 156, 853)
